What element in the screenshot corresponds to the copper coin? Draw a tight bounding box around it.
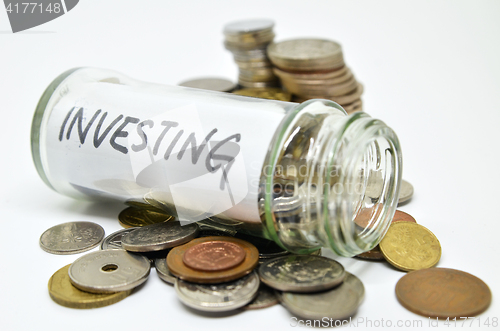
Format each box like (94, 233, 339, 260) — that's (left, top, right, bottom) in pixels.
(167, 236, 259, 283)
(182, 241, 246, 271)
(354, 208, 416, 229)
(355, 210, 416, 260)
(396, 268, 492, 318)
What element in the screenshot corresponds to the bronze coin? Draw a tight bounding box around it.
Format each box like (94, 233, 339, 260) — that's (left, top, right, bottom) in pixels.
(396, 268, 492, 318)
(355, 209, 416, 260)
(182, 241, 246, 272)
(167, 236, 259, 283)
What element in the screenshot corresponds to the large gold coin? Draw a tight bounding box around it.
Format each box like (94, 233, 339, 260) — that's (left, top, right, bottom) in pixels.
(48, 264, 131, 309)
(167, 236, 259, 283)
(118, 207, 174, 228)
(232, 88, 292, 101)
(380, 221, 441, 272)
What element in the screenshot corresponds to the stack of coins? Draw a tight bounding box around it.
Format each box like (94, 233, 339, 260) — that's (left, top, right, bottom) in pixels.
(267, 38, 364, 113)
(223, 19, 279, 88)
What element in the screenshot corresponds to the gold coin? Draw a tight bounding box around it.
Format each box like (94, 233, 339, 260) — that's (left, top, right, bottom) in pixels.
(233, 88, 292, 101)
(380, 221, 441, 272)
(48, 264, 131, 309)
(118, 207, 174, 228)
(167, 236, 259, 283)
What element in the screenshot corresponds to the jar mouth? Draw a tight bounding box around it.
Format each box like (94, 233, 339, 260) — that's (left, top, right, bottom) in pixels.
(323, 112, 402, 256)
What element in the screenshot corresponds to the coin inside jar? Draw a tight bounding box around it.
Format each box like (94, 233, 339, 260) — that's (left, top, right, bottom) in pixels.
(182, 241, 246, 272)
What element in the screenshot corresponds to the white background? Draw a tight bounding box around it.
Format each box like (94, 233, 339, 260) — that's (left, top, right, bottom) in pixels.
(1, 1, 499, 330)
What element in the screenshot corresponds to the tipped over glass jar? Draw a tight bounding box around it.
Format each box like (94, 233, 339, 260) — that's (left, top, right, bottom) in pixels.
(31, 67, 402, 257)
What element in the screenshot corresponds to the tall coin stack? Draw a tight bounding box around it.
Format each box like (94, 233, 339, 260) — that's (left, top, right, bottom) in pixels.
(223, 19, 280, 88)
(268, 39, 364, 113)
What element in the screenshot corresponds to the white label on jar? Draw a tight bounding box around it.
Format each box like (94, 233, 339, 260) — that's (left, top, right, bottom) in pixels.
(43, 81, 289, 223)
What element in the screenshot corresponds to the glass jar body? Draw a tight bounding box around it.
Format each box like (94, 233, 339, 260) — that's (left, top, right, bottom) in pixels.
(31, 67, 402, 256)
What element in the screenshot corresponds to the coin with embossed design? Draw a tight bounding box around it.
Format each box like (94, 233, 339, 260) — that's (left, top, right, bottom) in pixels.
(48, 264, 132, 308)
(69, 250, 150, 293)
(396, 268, 491, 318)
(175, 271, 260, 312)
(259, 255, 345, 292)
(280, 272, 364, 320)
(121, 221, 199, 252)
(167, 236, 259, 284)
(40, 221, 104, 255)
(380, 221, 441, 272)
(183, 241, 246, 271)
(101, 228, 138, 250)
(118, 207, 173, 228)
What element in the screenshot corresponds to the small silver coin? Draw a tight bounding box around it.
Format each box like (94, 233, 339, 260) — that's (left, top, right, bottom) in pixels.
(101, 228, 138, 250)
(398, 179, 414, 205)
(121, 221, 199, 252)
(280, 272, 365, 320)
(154, 257, 176, 285)
(241, 283, 278, 310)
(259, 255, 345, 292)
(39, 221, 104, 255)
(179, 78, 237, 92)
(223, 19, 274, 36)
(175, 271, 260, 312)
(68, 250, 150, 293)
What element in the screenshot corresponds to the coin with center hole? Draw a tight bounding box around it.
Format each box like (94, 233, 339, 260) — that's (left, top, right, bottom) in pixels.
(182, 241, 246, 271)
(48, 264, 132, 308)
(280, 272, 365, 320)
(40, 221, 104, 255)
(121, 221, 199, 252)
(175, 271, 260, 312)
(68, 250, 150, 293)
(259, 255, 345, 292)
(167, 236, 259, 283)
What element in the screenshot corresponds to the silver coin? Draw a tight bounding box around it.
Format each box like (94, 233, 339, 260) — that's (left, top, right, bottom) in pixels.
(179, 78, 236, 92)
(234, 233, 290, 260)
(68, 249, 150, 293)
(121, 221, 199, 252)
(101, 228, 138, 250)
(398, 179, 414, 205)
(175, 271, 260, 312)
(39, 221, 104, 255)
(280, 272, 365, 320)
(259, 255, 345, 292)
(154, 257, 176, 285)
(241, 283, 278, 310)
(223, 19, 274, 36)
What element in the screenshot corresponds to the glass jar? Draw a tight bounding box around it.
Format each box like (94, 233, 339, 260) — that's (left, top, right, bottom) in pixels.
(31, 67, 402, 257)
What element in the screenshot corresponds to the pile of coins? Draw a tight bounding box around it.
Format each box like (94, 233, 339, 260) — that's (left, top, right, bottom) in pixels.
(223, 19, 279, 88)
(268, 39, 364, 113)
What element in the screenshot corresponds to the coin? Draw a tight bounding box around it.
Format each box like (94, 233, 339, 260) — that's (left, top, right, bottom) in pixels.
(154, 257, 176, 285)
(167, 236, 259, 284)
(355, 245, 384, 260)
(398, 179, 414, 205)
(342, 98, 363, 113)
(224, 19, 274, 36)
(354, 209, 416, 230)
(40, 221, 104, 255)
(280, 272, 364, 320)
(396, 268, 492, 318)
(380, 221, 441, 272)
(121, 221, 199, 252)
(175, 271, 260, 312)
(178, 77, 237, 92)
(183, 241, 246, 271)
(69, 250, 150, 293)
(267, 39, 344, 71)
(241, 283, 278, 310)
(234, 233, 290, 260)
(48, 264, 132, 309)
(232, 88, 292, 101)
(118, 207, 173, 228)
(273, 66, 349, 80)
(259, 255, 345, 292)
(101, 228, 138, 250)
